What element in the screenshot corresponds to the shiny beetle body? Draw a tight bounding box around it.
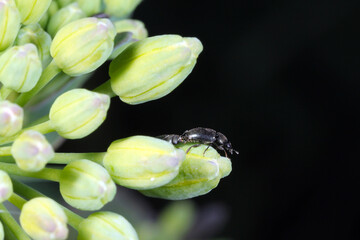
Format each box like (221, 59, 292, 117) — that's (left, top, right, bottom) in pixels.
(158, 127, 239, 157)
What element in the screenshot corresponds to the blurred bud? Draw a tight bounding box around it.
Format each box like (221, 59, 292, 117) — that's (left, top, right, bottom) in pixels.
(38, 1, 59, 30)
(0, 170, 12, 203)
(109, 35, 203, 104)
(78, 212, 138, 240)
(49, 88, 110, 139)
(77, 0, 102, 16)
(0, 220, 3, 240)
(15, 23, 52, 67)
(47, 3, 85, 38)
(0, 100, 23, 137)
(57, 0, 75, 8)
(50, 17, 116, 76)
(104, 0, 142, 18)
(60, 159, 116, 211)
(141, 144, 224, 200)
(0, 44, 42, 92)
(103, 136, 185, 190)
(14, 0, 51, 25)
(114, 19, 147, 40)
(11, 130, 54, 172)
(0, 0, 21, 51)
(20, 197, 68, 240)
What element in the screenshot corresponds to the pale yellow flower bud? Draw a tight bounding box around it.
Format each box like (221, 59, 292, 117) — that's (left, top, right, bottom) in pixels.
(14, 0, 51, 25)
(0, 170, 12, 203)
(0, 0, 21, 51)
(0, 100, 23, 137)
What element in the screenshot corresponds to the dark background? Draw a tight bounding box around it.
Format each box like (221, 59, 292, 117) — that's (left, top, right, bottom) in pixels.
(60, 0, 360, 239)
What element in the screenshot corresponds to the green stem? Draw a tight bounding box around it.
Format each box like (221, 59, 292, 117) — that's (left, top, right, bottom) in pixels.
(0, 120, 54, 146)
(93, 79, 116, 98)
(0, 146, 11, 156)
(0, 203, 31, 240)
(11, 178, 84, 229)
(0, 162, 62, 182)
(7, 193, 26, 209)
(50, 152, 106, 165)
(15, 60, 61, 107)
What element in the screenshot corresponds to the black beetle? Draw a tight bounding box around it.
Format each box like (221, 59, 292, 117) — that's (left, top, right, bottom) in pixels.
(158, 127, 239, 158)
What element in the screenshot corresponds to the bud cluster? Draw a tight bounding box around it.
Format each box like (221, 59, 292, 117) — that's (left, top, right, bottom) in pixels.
(0, 0, 233, 239)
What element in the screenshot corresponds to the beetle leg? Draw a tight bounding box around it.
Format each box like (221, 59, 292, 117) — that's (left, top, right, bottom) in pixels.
(203, 145, 211, 155)
(186, 143, 202, 154)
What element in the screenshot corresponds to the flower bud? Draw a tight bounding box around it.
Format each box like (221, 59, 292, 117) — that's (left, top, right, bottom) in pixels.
(218, 156, 232, 178)
(49, 88, 110, 139)
(0, 43, 42, 92)
(109, 35, 203, 104)
(109, 19, 148, 59)
(78, 212, 138, 240)
(114, 19, 148, 40)
(60, 159, 116, 211)
(0, 220, 3, 240)
(11, 130, 54, 172)
(50, 17, 116, 76)
(0, 170, 12, 203)
(15, 23, 52, 67)
(77, 0, 102, 16)
(141, 144, 223, 200)
(20, 197, 68, 240)
(0, 0, 21, 51)
(47, 3, 86, 38)
(38, 1, 59, 29)
(104, 0, 142, 18)
(103, 136, 185, 190)
(14, 0, 52, 25)
(0, 100, 23, 137)
(57, 0, 75, 8)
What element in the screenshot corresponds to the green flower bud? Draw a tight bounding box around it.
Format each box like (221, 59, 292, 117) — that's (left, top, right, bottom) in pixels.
(50, 17, 116, 76)
(109, 19, 148, 59)
(57, 0, 75, 8)
(47, 3, 86, 38)
(38, 1, 59, 29)
(60, 159, 116, 211)
(49, 88, 110, 139)
(141, 144, 223, 200)
(0, 100, 23, 137)
(0, 220, 3, 240)
(104, 0, 142, 18)
(103, 136, 185, 190)
(0, 170, 12, 203)
(11, 130, 54, 172)
(109, 35, 203, 104)
(218, 156, 232, 178)
(15, 24, 52, 67)
(0, 43, 42, 92)
(77, 0, 102, 16)
(114, 19, 148, 40)
(78, 212, 138, 240)
(0, 0, 21, 51)
(20, 197, 68, 240)
(14, 0, 52, 25)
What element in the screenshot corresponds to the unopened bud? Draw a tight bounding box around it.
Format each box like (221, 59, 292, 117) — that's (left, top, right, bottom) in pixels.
(11, 130, 54, 172)
(15, 23, 52, 67)
(14, 0, 51, 25)
(104, 0, 142, 18)
(141, 144, 223, 200)
(47, 3, 85, 38)
(49, 88, 110, 139)
(0, 170, 12, 203)
(103, 136, 185, 190)
(0, 100, 23, 137)
(60, 159, 116, 211)
(50, 17, 116, 76)
(0, 43, 42, 92)
(20, 197, 68, 240)
(77, 0, 102, 16)
(0, 0, 21, 51)
(109, 35, 203, 104)
(78, 212, 138, 240)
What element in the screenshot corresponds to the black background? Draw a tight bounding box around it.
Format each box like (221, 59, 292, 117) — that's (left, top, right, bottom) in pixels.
(59, 0, 360, 239)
